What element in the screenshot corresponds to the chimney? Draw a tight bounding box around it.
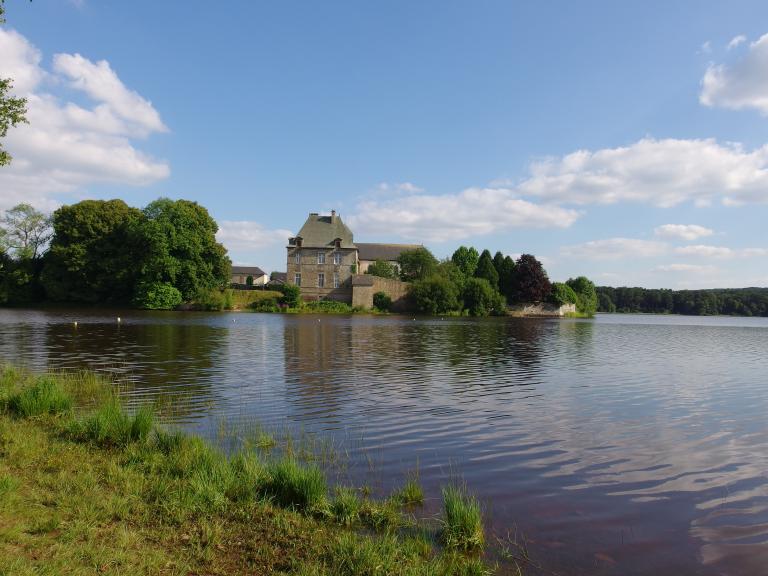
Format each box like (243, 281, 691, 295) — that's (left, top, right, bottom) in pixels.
(331, 209, 337, 222)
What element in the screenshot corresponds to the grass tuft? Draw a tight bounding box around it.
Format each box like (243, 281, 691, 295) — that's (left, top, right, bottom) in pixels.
(391, 476, 424, 507)
(264, 458, 327, 510)
(330, 487, 362, 526)
(70, 399, 154, 447)
(441, 484, 485, 551)
(7, 376, 72, 417)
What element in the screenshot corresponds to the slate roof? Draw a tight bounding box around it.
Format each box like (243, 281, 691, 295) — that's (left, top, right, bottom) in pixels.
(290, 213, 355, 248)
(351, 275, 375, 287)
(356, 243, 422, 262)
(231, 266, 267, 277)
(270, 272, 287, 283)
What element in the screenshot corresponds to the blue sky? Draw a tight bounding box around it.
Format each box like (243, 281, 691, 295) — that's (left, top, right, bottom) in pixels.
(2, 0, 768, 288)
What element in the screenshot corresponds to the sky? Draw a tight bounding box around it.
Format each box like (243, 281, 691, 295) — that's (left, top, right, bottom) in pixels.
(2, 0, 768, 288)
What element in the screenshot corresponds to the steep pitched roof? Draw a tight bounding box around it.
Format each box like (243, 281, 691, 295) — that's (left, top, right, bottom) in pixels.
(356, 243, 422, 262)
(291, 213, 355, 248)
(231, 266, 266, 276)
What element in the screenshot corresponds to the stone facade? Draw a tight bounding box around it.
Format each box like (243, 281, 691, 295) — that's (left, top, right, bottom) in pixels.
(286, 245, 357, 302)
(351, 275, 410, 311)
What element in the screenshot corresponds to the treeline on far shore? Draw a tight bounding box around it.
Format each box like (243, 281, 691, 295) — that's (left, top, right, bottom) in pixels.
(597, 286, 768, 316)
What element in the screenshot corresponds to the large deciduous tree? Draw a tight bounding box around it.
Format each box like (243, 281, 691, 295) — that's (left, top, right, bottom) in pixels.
(451, 246, 479, 278)
(512, 254, 551, 303)
(566, 276, 598, 315)
(365, 259, 397, 279)
(0, 2, 29, 166)
(409, 275, 460, 315)
(398, 247, 437, 282)
(42, 200, 143, 303)
(1, 203, 52, 259)
(134, 198, 230, 302)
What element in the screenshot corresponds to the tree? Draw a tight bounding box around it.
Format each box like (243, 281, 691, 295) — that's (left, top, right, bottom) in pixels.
(498, 255, 516, 302)
(492, 251, 505, 275)
(42, 200, 143, 303)
(549, 282, 578, 306)
(566, 276, 598, 315)
(134, 198, 231, 302)
(366, 259, 397, 279)
(436, 259, 466, 291)
(0, 2, 29, 167)
(409, 275, 460, 314)
(132, 281, 183, 310)
(1, 203, 52, 259)
(279, 283, 301, 307)
(474, 249, 499, 290)
(463, 277, 506, 317)
(511, 254, 551, 302)
(451, 246, 479, 277)
(398, 247, 438, 282)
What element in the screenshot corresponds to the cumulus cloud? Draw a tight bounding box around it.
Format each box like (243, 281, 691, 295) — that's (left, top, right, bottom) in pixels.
(560, 238, 668, 261)
(701, 33, 768, 114)
(216, 221, 292, 252)
(348, 187, 580, 243)
(0, 28, 169, 211)
(674, 245, 768, 259)
(727, 35, 747, 50)
(516, 137, 768, 207)
(654, 224, 714, 241)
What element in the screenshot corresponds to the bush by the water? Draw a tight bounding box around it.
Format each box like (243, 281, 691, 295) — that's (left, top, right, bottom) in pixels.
(132, 281, 183, 310)
(303, 300, 353, 314)
(372, 291, 392, 311)
(549, 282, 578, 306)
(278, 283, 302, 308)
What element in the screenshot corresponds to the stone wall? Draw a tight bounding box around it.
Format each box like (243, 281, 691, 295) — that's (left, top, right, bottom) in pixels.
(351, 275, 410, 311)
(507, 302, 577, 317)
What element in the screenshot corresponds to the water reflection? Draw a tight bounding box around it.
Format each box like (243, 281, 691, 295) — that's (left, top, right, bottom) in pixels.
(0, 309, 767, 576)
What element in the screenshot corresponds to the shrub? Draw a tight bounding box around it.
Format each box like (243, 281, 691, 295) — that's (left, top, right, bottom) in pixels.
(264, 459, 326, 510)
(366, 260, 397, 279)
(8, 376, 72, 417)
(372, 291, 392, 311)
(249, 298, 280, 312)
(409, 276, 460, 315)
(279, 284, 302, 307)
(71, 399, 154, 447)
(549, 282, 578, 306)
(462, 277, 506, 317)
(566, 276, 598, 315)
(133, 281, 183, 310)
(303, 300, 353, 314)
(441, 484, 484, 551)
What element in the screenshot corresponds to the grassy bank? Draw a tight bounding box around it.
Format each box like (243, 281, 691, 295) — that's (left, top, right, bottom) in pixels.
(0, 366, 496, 575)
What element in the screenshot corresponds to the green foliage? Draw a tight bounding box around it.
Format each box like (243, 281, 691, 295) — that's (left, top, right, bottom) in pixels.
(498, 255, 516, 302)
(397, 247, 438, 282)
(441, 484, 484, 551)
(595, 286, 768, 316)
(279, 283, 302, 307)
(391, 477, 424, 506)
(303, 300, 353, 313)
(134, 198, 231, 302)
(511, 254, 551, 303)
(0, 78, 28, 166)
(549, 282, 578, 306)
(70, 399, 154, 447)
(451, 246, 480, 277)
(492, 251, 505, 275)
(1, 203, 51, 259)
(249, 297, 280, 312)
(566, 276, 598, 315)
(436, 259, 467, 291)
(8, 376, 72, 417)
(264, 458, 327, 510)
(365, 259, 397, 279)
(373, 291, 392, 311)
(330, 487, 362, 526)
(409, 275, 461, 314)
(462, 277, 506, 317)
(42, 199, 143, 303)
(474, 250, 499, 290)
(132, 281, 183, 310)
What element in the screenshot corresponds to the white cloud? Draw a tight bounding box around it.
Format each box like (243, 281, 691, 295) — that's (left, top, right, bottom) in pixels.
(654, 264, 718, 274)
(516, 137, 768, 207)
(348, 187, 580, 243)
(727, 35, 747, 50)
(560, 238, 668, 261)
(654, 224, 714, 241)
(0, 28, 169, 211)
(674, 245, 768, 259)
(216, 221, 292, 252)
(701, 41, 712, 55)
(701, 33, 768, 114)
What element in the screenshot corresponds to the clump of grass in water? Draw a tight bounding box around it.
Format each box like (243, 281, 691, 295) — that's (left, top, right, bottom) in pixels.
(441, 484, 485, 551)
(70, 399, 153, 447)
(391, 476, 424, 507)
(330, 487, 362, 526)
(264, 458, 326, 510)
(7, 376, 72, 417)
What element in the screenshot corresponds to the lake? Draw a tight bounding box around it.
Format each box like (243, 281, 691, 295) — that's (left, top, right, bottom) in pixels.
(1, 308, 767, 575)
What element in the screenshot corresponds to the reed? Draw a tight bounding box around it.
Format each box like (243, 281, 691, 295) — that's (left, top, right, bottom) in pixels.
(441, 484, 485, 551)
(7, 376, 72, 417)
(70, 398, 153, 447)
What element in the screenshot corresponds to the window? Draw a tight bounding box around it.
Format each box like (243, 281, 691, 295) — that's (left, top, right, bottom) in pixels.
(294, 273, 301, 287)
(317, 273, 325, 288)
(317, 251, 325, 264)
(294, 251, 301, 264)
(333, 273, 339, 288)
(334, 252, 342, 265)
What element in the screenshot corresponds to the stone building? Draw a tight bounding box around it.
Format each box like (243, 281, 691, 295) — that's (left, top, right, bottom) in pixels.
(287, 211, 358, 301)
(230, 266, 268, 286)
(286, 211, 417, 303)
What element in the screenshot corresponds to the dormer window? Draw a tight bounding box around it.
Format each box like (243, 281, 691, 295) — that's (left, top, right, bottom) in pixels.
(334, 238, 342, 248)
(295, 237, 303, 247)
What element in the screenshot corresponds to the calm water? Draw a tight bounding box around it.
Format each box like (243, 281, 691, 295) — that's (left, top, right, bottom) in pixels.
(1, 309, 767, 575)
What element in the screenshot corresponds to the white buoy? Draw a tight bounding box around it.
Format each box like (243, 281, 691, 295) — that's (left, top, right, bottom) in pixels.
(117, 316, 121, 323)
(73, 321, 78, 328)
